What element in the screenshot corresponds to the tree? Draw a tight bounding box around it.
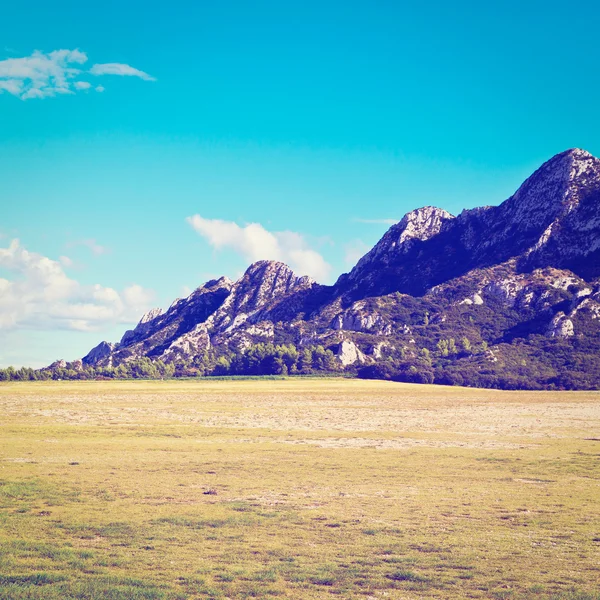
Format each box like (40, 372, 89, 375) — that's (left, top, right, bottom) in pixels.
(461, 337, 472, 353)
(298, 348, 313, 373)
(448, 338, 457, 355)
(437, 339, 449, 357)
(213, 356, 231, 376)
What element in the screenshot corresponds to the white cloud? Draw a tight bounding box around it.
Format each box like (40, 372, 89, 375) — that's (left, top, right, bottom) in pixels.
(0, 239, 154, 332)
(0, 49, 86, 100)
(95, 85, 105, 93)
(187, 215, 332, 282)
(90, 63, 156, 81)
(0, 79, 24, 95)
(344, 239, 370, 266)
(122, 284, 153, 308)
(354, 218, 398, 225)
(0, 49, 154, 100)
(66, 238, 109, 256)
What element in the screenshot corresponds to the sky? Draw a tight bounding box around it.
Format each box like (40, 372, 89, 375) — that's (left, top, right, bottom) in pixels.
(2, 0, 600, 367)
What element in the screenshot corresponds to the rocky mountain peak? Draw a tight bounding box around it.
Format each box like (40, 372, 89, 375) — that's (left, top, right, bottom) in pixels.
(178, 260, 320, 345)
(243, 259, 308, 281)
(396, 206, 455, 244)
(346, 206, 454, 283)
(337, 148, 600, 299)
(225, 260, 315, 315)
(119, 307, 165, 346)
(244, 259, 292, 278)
(82, 341, 114, 366)
(513, 149, 600, 278)
(243, 260, 315, 291)
(505, 148, 600, 222)
(564, 147, 592, 159)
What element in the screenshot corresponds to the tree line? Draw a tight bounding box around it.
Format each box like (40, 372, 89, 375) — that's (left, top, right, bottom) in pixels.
(0, 343, 340, 381)
(1, 335, 598, 390)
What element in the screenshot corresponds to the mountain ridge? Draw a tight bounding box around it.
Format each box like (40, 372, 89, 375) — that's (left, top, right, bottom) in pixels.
(73, 148, 600, 389)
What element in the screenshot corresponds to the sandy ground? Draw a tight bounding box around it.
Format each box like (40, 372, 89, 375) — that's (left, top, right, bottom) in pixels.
(1, 379, 598, 447)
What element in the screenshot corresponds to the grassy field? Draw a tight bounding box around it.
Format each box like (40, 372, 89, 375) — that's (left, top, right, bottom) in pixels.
(0, 379, 599, 599)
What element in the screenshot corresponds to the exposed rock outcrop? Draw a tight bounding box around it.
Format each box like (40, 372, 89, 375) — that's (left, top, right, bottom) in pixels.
(336, 340, 366, 366)
(49, 359, 67, 369)
(331, 309, 392, 335)
(547, 312, 575, 338)
(162, 323, 211, 360)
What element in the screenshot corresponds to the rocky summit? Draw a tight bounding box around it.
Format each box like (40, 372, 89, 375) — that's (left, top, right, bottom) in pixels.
(78, 149, 600, 389)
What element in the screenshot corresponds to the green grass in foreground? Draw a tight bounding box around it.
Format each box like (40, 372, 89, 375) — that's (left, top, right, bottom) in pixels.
(0, 379, 599, 599)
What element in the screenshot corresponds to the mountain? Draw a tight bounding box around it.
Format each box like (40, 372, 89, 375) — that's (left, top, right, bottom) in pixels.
(77, 148, 600, 389)
(83, 261, 316, 367)
(336, 148, 600, 298)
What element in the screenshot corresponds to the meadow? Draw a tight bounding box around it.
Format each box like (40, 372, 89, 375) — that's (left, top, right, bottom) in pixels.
(0, 379, 598, 599)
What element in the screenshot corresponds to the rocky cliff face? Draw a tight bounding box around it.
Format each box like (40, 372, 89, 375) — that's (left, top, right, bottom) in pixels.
(84, 277, 232, 366)
(78, 149, 600, 388)
(84, 261, 316, 366)
(201, 260, 316, 354)
(206, 261, 315, 333)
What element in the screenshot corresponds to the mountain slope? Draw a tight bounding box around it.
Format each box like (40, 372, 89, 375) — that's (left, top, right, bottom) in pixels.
(84, 261, 316, 367)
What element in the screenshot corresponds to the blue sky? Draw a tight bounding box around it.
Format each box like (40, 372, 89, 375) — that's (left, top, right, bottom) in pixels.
(2, 0, 600, 367)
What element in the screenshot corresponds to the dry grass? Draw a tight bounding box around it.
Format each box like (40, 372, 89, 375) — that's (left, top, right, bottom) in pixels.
(0, 379, 599, 599)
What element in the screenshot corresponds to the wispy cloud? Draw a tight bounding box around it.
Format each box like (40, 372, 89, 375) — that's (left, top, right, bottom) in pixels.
(90, 63, 156, 81)
(0, 49, 155, 100)
(344, 239, 370, 266)
(353, 218, 398, 225)
(59, 255, 74, 268)
(66, 238, 109, 256)
(187, 215, 332, 282)
(0, 239, 153, 332)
